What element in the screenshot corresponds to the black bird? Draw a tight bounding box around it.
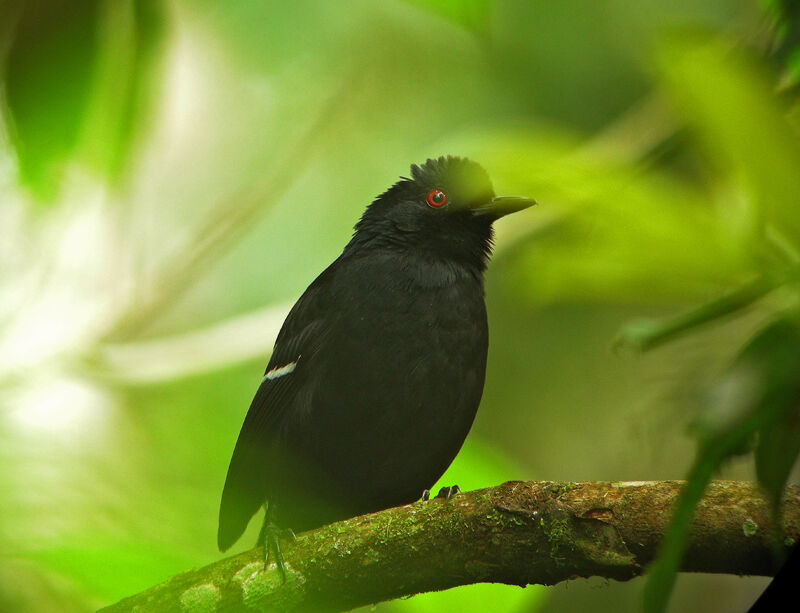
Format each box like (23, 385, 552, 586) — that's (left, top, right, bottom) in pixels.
(218, 156, 534, 567)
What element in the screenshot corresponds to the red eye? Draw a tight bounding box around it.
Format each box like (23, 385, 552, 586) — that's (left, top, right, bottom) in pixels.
(426, 189, 447, 208)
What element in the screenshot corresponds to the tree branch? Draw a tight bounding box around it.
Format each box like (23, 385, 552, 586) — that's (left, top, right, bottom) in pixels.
(99, 480, 800, 612)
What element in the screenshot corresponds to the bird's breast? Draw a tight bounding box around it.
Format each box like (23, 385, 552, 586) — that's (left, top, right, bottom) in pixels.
(273, 253, 490, 528)
(306, 263, 480, 422)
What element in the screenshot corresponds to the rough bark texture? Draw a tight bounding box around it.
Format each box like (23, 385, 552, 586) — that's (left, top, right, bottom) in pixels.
(99, 480, 800, 613)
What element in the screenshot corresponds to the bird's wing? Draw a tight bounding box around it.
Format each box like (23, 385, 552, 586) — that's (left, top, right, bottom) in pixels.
(217, 265, 334, 551)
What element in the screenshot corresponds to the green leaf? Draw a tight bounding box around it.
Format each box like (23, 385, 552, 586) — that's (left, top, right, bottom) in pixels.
(644, 398, 769, 613)
(644, 317, 800, 613)
(80, 0, 167, 183)
(2, 0, 101, 200)
(657, 33, 800, 251)
(469, 127, 752, 304)
(750, 319, 800, 516)
(643, 449, 720, 613)
(402, 0, 491, 38)
(615, 273, 782, 352)
(756, 405, 800, 514)
(1, 0, 166, 201)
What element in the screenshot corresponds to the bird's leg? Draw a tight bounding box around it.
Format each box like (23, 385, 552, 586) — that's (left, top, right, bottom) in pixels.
(420, 489, 431, 501)
(435, 485, 461, 500)
(257, 504, 296, 581)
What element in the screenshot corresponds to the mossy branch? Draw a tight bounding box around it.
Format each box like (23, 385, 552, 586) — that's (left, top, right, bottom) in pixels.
(99, 480, 800, 613)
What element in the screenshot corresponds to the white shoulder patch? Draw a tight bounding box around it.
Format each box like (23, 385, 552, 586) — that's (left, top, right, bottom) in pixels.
(262, 360, 297, 383)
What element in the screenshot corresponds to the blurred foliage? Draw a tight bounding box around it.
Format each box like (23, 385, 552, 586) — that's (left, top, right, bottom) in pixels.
(0, 1, 798, 613)
(0, 0, 166, 201)
(616, 9, 800, 613)
(404, 0, 491, 37)
(643, 317, 800, 613)
(760, 0, 800, 82)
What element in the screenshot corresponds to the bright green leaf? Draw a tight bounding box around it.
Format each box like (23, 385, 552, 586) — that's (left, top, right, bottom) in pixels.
(466, 127, 752, 304)
(657, 34, 800, 250)
(402, 0, 490, 38)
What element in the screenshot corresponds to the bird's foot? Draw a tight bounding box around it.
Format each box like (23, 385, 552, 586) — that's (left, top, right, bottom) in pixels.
(435, 485, 461, 500)
(421, 485, 461, 502)
(258, 521, 296, 580)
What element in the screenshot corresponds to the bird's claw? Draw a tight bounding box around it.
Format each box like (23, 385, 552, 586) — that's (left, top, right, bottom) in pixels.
(435, 485, 461, 500)
(421, 485, 461, 502)
(258, 521, 296, 581)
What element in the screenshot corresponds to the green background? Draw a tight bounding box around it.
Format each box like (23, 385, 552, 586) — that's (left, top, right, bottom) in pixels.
(1, 1, 796, 611)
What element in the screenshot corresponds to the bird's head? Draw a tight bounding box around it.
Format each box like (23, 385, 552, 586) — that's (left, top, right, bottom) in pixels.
(349, 156, 535, 270)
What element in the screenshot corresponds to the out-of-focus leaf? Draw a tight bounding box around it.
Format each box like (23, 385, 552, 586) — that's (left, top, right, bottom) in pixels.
(2, 0, 100, 200)
(80, 0, 167, 183)
(1, 0, 166, 201)
(643, 446, 721, 613)
(759, 0, 800, 71)
(402, 0, 490, 38)
(786, 47, 800, 89)
(644, 317, 800, 613)
(657, 34, 800, 250)
(615, 273, 782, 352)
(395, 437, 546, 613)
(468, 128, 752, 303)
(750, 319, 800, 514)
(756, 405, 800, 513)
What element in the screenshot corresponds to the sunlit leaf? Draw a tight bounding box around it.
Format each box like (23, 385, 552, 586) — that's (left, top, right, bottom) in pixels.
(467, 127, 752, 303)
(402, 0, 490, 38)
(657, 33, 800, 251)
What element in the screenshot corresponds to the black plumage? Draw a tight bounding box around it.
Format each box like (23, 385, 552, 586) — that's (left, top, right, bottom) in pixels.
(218, 156, 534, 555)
